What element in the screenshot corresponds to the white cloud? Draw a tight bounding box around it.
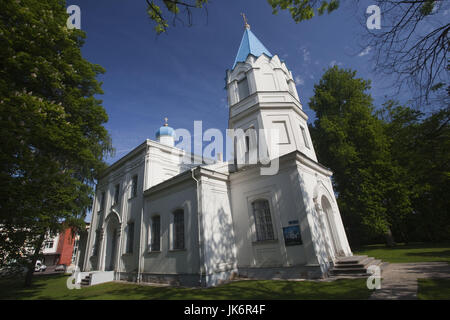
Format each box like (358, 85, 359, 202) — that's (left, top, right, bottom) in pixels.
(295, 75, 304, 86)
(329, 60, 343, 67)
(300, 46, 311, 63)
(358, 46, 372, 57)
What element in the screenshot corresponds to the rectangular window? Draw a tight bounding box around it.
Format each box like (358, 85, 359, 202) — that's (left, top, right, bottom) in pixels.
(127, 222, 134, 253)
(92, 231, 100, 256)
(151, 216, 161, 251)
(237, 77, 250, 101)
(113, 184, 120, 205)
(173, 210, 185, 250)
(131, 175, 138, 198)
(300, 126, 310, 149)
(99, 191, 105, 211)
(252, 200, 275, 241)
(44, 240, 54, 249)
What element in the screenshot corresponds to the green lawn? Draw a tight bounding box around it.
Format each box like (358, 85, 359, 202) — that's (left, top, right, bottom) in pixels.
(3, 243, 448, 300)
(353, 242, 450, 263)
(0, 274, 373, 300)
(417, 278, 450, 300)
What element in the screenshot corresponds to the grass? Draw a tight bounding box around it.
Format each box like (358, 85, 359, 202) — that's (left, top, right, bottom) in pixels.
(0, 274, 373, 300)
(3, 243, 448, 300)
(353, 242, 450, 263)
(417, 278, 450, 300)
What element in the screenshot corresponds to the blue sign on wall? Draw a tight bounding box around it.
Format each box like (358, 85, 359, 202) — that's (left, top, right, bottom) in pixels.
(283, 225, 303, 246)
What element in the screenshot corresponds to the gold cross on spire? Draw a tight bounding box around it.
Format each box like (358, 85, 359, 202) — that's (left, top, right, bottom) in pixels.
(241, 13, 250, 29)
(164, 117, 168, 127)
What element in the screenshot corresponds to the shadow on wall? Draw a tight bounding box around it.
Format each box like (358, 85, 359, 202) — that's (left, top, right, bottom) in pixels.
(289, 168, 330, 273)
(203, 205, 237, 282)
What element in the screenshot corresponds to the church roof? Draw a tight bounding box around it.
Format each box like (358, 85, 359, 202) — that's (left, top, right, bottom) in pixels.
(232, 28, 272, 69)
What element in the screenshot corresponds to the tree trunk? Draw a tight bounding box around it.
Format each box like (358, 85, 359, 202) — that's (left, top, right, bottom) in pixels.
(24, 233, 45, 287)
(384, 227, 396, 247)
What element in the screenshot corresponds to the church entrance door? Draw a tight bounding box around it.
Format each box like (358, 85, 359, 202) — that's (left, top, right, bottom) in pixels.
(104, 215, 120, 271)
(321, 196, 339, 257)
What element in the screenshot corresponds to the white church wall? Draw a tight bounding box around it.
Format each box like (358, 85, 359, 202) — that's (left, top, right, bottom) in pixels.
(84, 145, 147, 272)
(259, 111, 298, 157)
(315, 177, 352, 257)
(142, 178, 200, 278)
(229, 162, 312, 271)
(147, 144, 185, 187)
(293, 153, 353, 274)
(198, 174, 238, 286)
(115, 160, 146, 276)
(294, 165, 332, 274)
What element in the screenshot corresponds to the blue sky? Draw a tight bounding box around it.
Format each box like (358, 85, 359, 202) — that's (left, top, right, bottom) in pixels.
(70, 0, 416, 164)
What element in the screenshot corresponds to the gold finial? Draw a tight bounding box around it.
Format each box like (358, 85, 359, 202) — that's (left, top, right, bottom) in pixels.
(164, 117, 168, 127)
(241, 13, 250, 29)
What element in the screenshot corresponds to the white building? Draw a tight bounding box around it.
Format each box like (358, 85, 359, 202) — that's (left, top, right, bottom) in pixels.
(82, 24, 352, 287)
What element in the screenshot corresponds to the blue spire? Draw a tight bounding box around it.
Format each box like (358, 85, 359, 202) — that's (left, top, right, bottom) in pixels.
(232, 27, 272, 69)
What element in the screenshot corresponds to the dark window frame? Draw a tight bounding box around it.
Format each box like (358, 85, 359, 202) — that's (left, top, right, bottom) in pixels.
(173, 210, 185, 250)
(126, 222, 134, 254)
(113, 184, 120, 206)
(131, 175, 138, 199)
(150, 215, 161, 252)
(252, 199, 275, 242)
(99, 191, 105, 211)
(237, 77, 250, 101)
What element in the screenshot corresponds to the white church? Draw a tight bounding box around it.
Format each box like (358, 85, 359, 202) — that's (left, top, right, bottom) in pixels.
(81, 21, 353, 287)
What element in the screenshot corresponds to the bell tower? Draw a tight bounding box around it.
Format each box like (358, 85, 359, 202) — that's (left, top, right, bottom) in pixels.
(226, 17, 317, 163)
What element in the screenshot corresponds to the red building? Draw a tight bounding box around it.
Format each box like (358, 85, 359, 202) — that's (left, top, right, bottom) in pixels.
(42, 228, 76, 267)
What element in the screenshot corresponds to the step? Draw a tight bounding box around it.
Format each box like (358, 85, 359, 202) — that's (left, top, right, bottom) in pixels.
(335, 255, 368, 264)
(330, 256, 386, 276)
(331, 268, 368, 275)
(334, 257, 375, 269)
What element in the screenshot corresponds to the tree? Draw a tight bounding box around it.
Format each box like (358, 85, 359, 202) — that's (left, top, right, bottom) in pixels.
(309, 66, 412, 246)
(145, 0, 338, 34)
(378, 102, 450, 242)
(267, 0, 339, 21)
(361, 0, 449, 106)
(146, 0, 209, 34)
(0, 0, 112, 286)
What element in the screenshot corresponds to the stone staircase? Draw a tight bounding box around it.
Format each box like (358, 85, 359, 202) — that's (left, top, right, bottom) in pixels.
(330, 255, 387, 277)
(80, 274, 92, 287)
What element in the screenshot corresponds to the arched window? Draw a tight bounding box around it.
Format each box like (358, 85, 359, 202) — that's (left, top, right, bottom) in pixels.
(252, 199, 275, 241)
(150, 215, 161, 251)
(173, 209, 185, 250)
